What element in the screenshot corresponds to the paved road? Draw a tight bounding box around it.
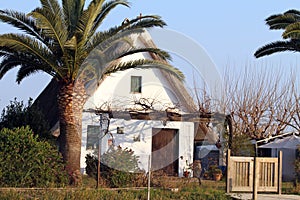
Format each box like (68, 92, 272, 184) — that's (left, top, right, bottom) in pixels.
(228, 193, 300, 200)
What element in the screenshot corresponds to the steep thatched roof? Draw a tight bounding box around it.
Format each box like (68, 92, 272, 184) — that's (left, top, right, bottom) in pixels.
(35, 30, 197, 128)
(34, 78, 59, 129)
(137, 33, 197, 113)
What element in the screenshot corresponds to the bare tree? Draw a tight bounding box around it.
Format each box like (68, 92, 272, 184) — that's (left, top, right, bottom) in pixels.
(221, 66, 297, 139)
(281, 82, 300, 132)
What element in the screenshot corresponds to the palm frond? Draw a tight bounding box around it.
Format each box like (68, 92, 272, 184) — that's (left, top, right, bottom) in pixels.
(0, 33, 62, 77)
(116, 47, 171, 61)
(0, 55, 18, 79)
(86, 27, 144, 53)
(16, 62, 54, 83)
(77, 0, 106, 44)
(284, 9, 300, 17)
(282, 22, 300, 39)
(127, 15, 165, 26)
(265, 14, 282, 22)
(0, 10, 44, 41)
(40, 0, 62, 16)
(29, 7, 68, 51)
(82, 15, 165, 53)
(91, 0, 130, 33)
(0, 53, 55, 82)
(78, 28, 139, 67)
(266, 14, 298, 30)
(121, 15, 167, 30)
(254, 40, 299, 58)
(104, 59, 184, 81)
(0, 34, 51, 56)
(62, 0, 85, 36)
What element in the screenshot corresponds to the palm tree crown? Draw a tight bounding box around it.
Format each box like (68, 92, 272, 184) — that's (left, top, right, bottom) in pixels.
(254, 9, 300, 58)
(0, 0, 183, 83)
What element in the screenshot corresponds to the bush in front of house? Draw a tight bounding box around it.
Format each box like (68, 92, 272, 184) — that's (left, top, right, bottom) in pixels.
(85, 146, 145, 188)
(0, 126, 68, 187)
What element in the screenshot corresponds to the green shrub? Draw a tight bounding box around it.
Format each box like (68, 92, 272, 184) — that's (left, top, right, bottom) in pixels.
(85, 146, 144, 188)
(0, 126, 68, 187)
(0, 98, 52, 141)
(101, 146, 141, 173)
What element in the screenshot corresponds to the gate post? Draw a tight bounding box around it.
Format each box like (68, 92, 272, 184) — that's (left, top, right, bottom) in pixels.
(252, 156, 258, 200)
(278, 151, 282, 195)
(226, 149, 231, 193)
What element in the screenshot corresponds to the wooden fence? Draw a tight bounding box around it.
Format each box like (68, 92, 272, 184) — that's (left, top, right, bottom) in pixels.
(226, 149, 282, 199)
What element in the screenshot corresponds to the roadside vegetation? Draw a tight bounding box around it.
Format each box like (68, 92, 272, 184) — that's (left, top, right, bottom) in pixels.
(0, 177, 231, 200)
(1, 177, 299, 200)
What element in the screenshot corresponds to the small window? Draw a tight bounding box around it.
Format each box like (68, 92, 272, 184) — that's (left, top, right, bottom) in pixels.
(131, 76, 142, 93)
(86, 125, 100, 150)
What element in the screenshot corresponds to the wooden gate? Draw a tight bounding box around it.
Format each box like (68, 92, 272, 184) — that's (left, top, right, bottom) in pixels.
(151, 128, 179, 176)
(226, 150, 282, 194)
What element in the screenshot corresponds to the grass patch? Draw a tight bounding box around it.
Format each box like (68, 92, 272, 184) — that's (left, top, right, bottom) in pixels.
(282, 182, 300, 195)
(0, 187, 231, 200)
(1, 176, 299, 199)
(0, 180, 230, 200)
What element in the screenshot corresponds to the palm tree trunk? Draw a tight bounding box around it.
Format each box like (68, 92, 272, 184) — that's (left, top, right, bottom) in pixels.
(57, 81, 87, 185)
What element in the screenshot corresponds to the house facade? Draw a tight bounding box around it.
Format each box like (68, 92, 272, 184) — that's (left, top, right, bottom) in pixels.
(35, 30, 227, 177)
(81, 40, 197, 175)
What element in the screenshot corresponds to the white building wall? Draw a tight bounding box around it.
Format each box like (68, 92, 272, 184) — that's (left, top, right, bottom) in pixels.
(84, 67, 180, 112)
(81, 116, 194, 176)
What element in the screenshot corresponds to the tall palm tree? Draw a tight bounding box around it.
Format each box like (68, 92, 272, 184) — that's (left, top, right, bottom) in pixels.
(254, 9, 300, 58)
(0, 0, 183, 183)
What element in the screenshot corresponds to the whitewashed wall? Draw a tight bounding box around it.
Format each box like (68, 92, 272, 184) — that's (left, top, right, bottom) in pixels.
(81, 117, 194, 177)
(84, 67, 180, 112)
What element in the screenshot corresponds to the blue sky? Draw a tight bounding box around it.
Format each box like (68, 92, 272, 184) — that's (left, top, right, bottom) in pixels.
(0, 0, 299, 110)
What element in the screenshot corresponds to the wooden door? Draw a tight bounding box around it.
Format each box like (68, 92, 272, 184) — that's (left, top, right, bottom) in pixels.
(151, 128, 179, 176)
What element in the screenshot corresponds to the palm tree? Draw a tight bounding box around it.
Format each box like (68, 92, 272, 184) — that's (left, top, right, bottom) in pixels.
(0, 0, 183, 183)
(254, 9, 300, 58)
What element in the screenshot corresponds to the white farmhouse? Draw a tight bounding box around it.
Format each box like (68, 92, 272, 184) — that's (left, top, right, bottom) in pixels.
(35, 30, 227, 177)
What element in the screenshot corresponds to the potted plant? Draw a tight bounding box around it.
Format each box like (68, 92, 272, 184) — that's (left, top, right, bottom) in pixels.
(213, 168, 222, 181)
(208, 165, 222, 181)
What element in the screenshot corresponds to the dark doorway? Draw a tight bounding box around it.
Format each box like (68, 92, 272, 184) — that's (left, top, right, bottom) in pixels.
(151, 128, 179, 176)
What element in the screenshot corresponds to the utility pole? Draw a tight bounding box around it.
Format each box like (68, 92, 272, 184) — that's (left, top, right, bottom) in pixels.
(97, 113, 103, 189)
(96, 112, 110, 188)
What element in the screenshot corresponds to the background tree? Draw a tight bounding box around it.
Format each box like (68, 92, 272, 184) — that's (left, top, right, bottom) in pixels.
(192, 65, 298, 156)
(0, 0, 183, 183)
(254, 8, 300, 134)
(290, 85, 300, 132)
(0, 98, 51, 140)
(223, 67, 295, 139)
(254, 9, 300, 58)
